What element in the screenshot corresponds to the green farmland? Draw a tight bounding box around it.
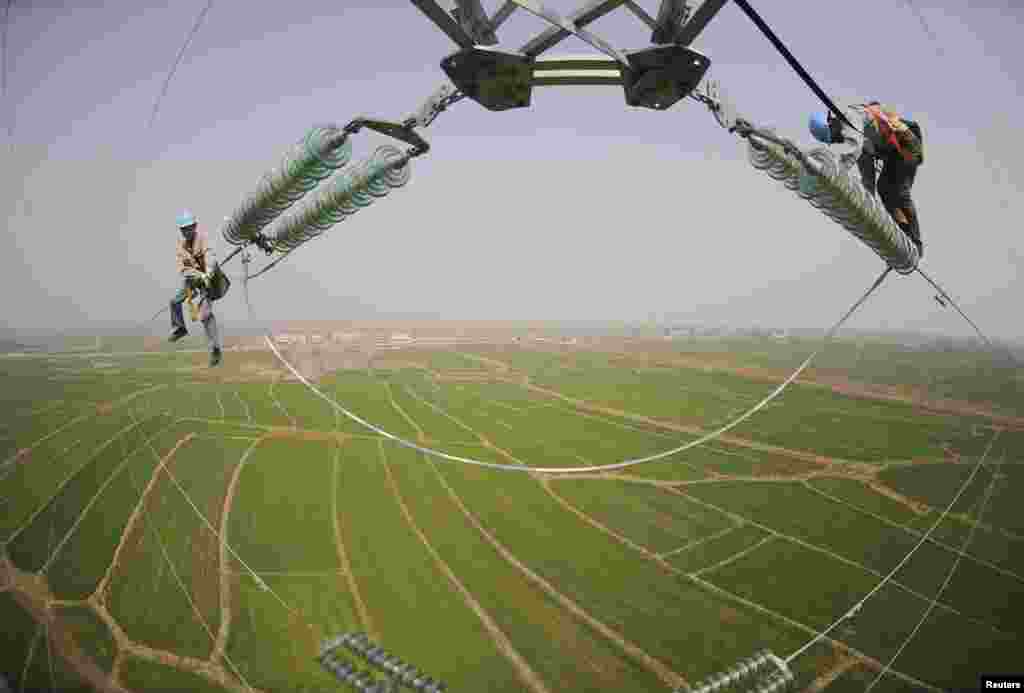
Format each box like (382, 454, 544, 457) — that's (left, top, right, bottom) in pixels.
(1, 335, 1021, 693)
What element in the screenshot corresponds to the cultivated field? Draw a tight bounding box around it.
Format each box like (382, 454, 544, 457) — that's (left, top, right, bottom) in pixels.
(1, 328, 1021, 692)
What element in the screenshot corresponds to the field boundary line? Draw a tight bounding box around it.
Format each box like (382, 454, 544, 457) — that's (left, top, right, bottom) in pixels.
(4, 414, 161, 548)
(332, 440, 375, 638)
(379, 441, 552, 693)
(0, 383, 166, 470)
(8, 399, 67, 420)
(427, 457, 686, 689)
(215, 391, 226, 421)
(658, 524, 742, 560)
(39, 416, 181, 574)
(384, 381, 424, 439)
(404, 385, 481, 437)
(213, 436, 266, 664)
(802, 480, 1024, 585)
(546, 477, 1001, 685)
(668, 487, 1013, 637)
(688, 575, 943, 693)
(801, 653, 858, 693)
(92, 594, 261, 693)
(268, 378, 297, 429)
(94, 429, 195, 604)
(690, 536, 775, 577)
(235, 390, 252, 424)
(555, 403, 682, 442)
(542, 478, 665, 562)
(517, 381, 846, 467)
(133, 457, 257, 692)
(23, 624, 42, 692)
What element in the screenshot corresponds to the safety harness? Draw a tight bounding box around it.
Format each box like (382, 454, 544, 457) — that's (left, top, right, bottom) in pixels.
(863, 104, 921, 163)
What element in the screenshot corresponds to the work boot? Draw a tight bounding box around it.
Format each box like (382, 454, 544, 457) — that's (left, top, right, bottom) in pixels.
(168, 327, 188, 342)
(209, 347, 223, 367)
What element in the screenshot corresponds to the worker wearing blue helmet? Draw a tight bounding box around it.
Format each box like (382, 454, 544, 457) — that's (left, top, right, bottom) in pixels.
(809, 102, 924, 258)
(169, 210, 223, 366)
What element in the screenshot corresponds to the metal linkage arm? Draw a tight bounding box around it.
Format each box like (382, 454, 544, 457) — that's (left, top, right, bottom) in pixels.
(676, 0, 729, 46)
(452, 0, 499, 44)
(649, 0, 689, 43)
(404, 82, 465, 130)
(409, 0, 476, 48)
(346, 117, 431, 156)
(519, 0, 628, 57)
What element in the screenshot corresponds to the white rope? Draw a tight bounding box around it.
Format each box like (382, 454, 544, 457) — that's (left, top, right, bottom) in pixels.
(249, 267, 892, 473)
(786, 402, 1001, 665)
(864, 447, 1003, 692)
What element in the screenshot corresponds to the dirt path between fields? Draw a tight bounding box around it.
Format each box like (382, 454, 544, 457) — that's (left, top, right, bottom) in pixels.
(2, 553, 263, 693)
(93, 433, 196, 606)
(2, 559, 129, 693)
(460, 349, 1024, 428)
(332, 440, 375, 639)
(427, 456, 687, 689)
(400, 390, 688, 690)
(518, 381, 843, 467)
(378, 442, 552, 693)
(540, 485, 944, 692)
(212, 437, 266, 664)
(1, 384, 167, 470)
(802, 652, 859, 693)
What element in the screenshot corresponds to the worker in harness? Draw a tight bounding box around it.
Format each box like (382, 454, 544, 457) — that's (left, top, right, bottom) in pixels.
(169, 210, 224, 367)
(809, 102, 924, 258)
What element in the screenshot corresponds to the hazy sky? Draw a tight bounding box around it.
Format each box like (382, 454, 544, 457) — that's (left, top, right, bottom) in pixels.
(1, 1, 1021, 338)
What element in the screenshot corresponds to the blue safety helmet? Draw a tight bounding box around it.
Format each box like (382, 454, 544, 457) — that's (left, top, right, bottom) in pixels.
(808, 112, 832, 144)
(176, 210, 197, 229)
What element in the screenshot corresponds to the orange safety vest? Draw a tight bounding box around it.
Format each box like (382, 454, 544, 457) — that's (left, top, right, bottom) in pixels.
(863, 104, 919, 163)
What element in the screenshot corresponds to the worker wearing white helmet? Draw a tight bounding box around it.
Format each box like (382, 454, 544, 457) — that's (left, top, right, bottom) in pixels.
(169, 210, 223, 366)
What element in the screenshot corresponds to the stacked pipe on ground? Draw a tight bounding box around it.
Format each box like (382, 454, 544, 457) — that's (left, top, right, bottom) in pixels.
(263, 145, 412, 251)
(222, 125, 353, 246)
(745, 131, 919, 274)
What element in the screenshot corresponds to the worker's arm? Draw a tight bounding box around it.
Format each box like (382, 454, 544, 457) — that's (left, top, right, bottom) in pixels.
(176, 243, 194, 275)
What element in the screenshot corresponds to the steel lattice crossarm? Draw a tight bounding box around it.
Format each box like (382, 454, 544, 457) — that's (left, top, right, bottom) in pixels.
(410, 0, 727, 111)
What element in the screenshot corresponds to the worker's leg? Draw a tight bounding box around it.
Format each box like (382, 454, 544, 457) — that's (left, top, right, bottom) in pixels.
(169, 284, 189, 341)
(200, 299, 223, 366)
(878, 158, 922, 256)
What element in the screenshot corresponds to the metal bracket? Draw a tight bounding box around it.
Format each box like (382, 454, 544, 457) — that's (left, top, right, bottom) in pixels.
(346, 117, 432, 156)
(441, 47, 534, 111)
(621, 44, 710, 110)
